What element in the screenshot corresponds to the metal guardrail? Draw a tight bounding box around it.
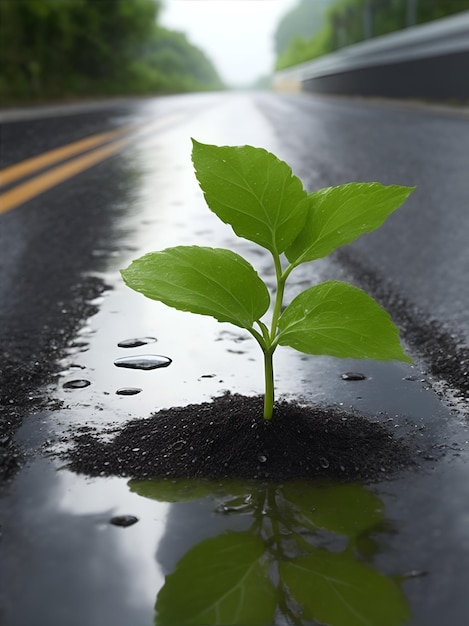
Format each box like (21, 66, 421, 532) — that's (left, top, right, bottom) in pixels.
(273, 11, 469, 99)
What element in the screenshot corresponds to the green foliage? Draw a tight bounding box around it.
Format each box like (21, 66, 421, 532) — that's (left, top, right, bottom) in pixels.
(139, 27, 224, 94)
(122, 246, 270, 330)
(276, 0, 469, 70)
(191, 139, 309, 255)
(276, 24, 335, 70)
(0, 0, 223, 103)
(285, 182, 414, 265)
(122, 141, 413, 419)
(130, 478, 410, 626)
(274, 0, 336, 56)
(278, 281, 410, 362)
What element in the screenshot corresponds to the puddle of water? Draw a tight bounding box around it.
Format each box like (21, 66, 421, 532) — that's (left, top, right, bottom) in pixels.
(126, 477, 410, 625)
(1, 446, 411, 626)
(0, 439, 166, 625)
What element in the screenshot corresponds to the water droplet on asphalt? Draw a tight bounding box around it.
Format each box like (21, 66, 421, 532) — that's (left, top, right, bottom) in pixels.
(110, 515, 139, 527)
(341, 372, 366, 381)
(217, 504, 250, 514)
(63, 379, 91, 389)
(118, 337, 157, 348)
(114, 355, 172, 370)
(320, 457, 330, 468)
(70, 340, 88, 349)
(402, 570, 429, 579)
(257, 454, 267, 463)
(116, 387, 142, 396)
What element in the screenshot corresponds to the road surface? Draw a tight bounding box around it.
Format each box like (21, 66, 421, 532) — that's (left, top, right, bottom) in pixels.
(1, 92, 468, 459)
(1, 92, 469, 626)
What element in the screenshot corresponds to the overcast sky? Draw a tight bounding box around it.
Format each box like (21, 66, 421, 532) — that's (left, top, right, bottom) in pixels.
(160, 0, 298, 86)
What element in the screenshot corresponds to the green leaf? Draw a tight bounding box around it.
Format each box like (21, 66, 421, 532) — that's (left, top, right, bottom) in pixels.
(278, 281, 411, 362)
(286, 182, 414, 265)
(155, 531, 276, 625)
(280, 549, 410, 626)
(121, 246, 270, 330)
(280, 481, 384, 540)
(191, 139, 308, 254)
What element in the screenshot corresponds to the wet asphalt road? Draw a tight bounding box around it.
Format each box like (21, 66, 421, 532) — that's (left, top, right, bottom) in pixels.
(0, 95, 219, 478)
(1, 92, 469, 626)
(255, 93, 469, 403)
(2, 92, 469, 441)
(0, 99, 139, 478)
(256, 94, 469, 338)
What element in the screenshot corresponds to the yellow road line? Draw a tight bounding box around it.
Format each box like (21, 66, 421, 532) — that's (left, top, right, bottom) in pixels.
(0, 125, 132, 187)
(0, 112, 185, 214)
(0, 135, 132, 214)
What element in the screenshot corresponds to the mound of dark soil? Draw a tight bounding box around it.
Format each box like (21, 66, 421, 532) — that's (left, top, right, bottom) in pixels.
(67, 393, 414, 482)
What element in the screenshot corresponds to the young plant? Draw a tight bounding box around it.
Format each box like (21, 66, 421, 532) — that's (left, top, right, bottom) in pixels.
(122, 140, 413, 420)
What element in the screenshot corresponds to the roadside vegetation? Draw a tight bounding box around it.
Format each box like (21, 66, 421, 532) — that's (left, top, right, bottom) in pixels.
(0, 0, 223, 105)
(276, 0, 469, 70)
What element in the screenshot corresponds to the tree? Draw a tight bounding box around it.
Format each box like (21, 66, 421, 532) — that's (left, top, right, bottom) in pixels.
(275, 0, 336, 55)
(0, 0, 223, 103)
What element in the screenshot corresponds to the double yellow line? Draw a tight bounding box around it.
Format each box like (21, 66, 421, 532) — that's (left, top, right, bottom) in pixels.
(0, 124, 136, 214)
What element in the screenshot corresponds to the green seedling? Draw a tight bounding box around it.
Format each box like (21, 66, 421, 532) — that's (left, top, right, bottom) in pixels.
(122, 140, 413, 420)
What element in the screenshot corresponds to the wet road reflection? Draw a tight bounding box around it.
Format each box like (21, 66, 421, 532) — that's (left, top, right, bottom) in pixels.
(130, 478, 410, 625)
(0, 454, 164, 626)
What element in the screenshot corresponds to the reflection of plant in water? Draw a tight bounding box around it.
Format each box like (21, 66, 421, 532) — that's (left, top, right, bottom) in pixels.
(130, 479, 410, 626)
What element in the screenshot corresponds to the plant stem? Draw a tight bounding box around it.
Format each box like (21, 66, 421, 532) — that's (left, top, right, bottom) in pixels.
(263, 346, 275, 420)
(261, 252, 288, 421)
(255, 320, 271, 345)
(270, 253, 286, 343)
(261, 252, 290, 420)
